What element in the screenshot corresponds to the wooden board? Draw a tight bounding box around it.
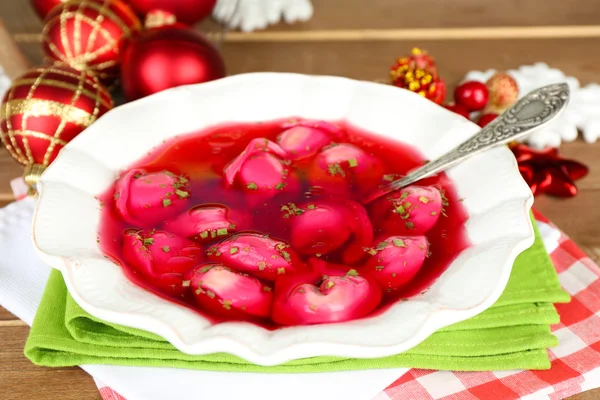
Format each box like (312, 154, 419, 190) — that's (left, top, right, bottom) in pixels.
(0, 326, 100, 400)
(2, 0, 600, 35)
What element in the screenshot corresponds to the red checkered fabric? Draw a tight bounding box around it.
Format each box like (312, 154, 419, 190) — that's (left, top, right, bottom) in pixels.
(95, 210, 600, 400)
(376, 210, 600, 400)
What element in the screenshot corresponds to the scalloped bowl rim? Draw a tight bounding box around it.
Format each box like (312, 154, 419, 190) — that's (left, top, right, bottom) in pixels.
(32, 72, 534, 366)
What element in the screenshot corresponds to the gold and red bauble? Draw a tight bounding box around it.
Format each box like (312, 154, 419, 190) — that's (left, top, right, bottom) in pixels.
(121, 22, 226, 101)
(41, 0, 141, 80)
(127, 0, 217, 26)
(0, 65, 113, 186)
(390, 48, 446, 105)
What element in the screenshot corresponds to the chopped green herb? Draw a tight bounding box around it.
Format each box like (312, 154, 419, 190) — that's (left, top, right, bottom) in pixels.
(175, 189, 189, 198)
(277, 267, 286, 275)
(263, 286, 272, 292)
(377, 241, 389, 250)
(200, 265, 213, 273)
(393, 239, 406, 247)
(440, 189, 450, 206)
(394, 204, 406, 215)
(280, 250, 291, 262)
(182, 280, 190, 287)
(113, 192, 120, 200)
(346, 269, 359, 276)
(405, 221, 415, 230)
(216, 228, 228, 236)
(365, 247, 378, 256)
(315, 253, 322, 257)
(307, 204, 316, 210)
(246, 182, 258, 190)
(230, 246, 239, 255)
(162, 199, 172, 207)
(143, 238, 154, 246)
(348, 158, 358, 168)
(206, 290, 216, 299)
(431, 211, 438, 216)
(383, 174, 396, 182)
(281, 203, 305, 218)
(325, 281, 335, 289)
(375, 265, 384, 271)
(258, 261, 267, 271)
(222, 299, 232, 310)
(308, 304, 318, 311)
(161, 246, 170, 252)
(275, 182, 287, 190)
(327, 162, 346, 177)
(419, 196, 429, 204)
(200, 231, 209, 239)
(392, 273, 397, 277)
(400, 191, 410, 199)
(133, 173, 141, 179)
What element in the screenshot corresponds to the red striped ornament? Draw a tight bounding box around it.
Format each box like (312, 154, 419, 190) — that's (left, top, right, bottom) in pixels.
(0, 65, 113, 186)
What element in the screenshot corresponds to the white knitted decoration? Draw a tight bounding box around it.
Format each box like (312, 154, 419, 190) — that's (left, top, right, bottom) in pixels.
(213, 0, 313, 32)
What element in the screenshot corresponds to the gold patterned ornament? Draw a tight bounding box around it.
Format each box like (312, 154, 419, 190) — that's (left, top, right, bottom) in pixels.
(41, 0, 141, 81)
(0, 65, 113, 190)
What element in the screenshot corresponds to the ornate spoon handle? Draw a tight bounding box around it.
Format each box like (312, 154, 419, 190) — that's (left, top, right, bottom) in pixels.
(363, 83, 570, 204)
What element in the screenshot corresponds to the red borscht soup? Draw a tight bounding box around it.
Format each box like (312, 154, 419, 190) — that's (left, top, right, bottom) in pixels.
(98, 119, 469, 327)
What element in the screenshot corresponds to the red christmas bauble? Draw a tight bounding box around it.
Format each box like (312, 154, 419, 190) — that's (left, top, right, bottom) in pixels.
(477, 113, 499, 127)
(127, 0, 217, 25)
(121, 25, 226, 101)
(0, 65, 113, 184)
(31, 0, 67, 19)
(454, 81, 489, 111)
(443, 103, 469, 119)
(41, 0, 141, 80)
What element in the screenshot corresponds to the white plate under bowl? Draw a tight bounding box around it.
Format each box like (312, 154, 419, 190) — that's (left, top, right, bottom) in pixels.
(32, 73, 534, 366)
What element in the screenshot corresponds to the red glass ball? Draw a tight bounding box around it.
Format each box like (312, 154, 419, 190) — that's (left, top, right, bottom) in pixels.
(454, 81, 489, 112)
(443, 103, 470, 119)
(121, 25, 226, 101)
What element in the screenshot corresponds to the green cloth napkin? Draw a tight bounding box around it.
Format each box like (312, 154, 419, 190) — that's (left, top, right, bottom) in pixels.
(25, 219, 570, 372)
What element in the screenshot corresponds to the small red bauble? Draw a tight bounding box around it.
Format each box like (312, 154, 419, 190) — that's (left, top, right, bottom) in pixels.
(477, 113, 499, 127)
(454, 81, 488, 111)
(121, 25, 226, 101)
(443, 103, 469, 119)
(0, 65, 113, 185)
(30, 0, 66, 19)
(127, 0, 217, 25)
(41, 0, 141, 80)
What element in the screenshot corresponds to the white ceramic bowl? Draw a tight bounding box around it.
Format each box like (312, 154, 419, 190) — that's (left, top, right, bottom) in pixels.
(33, 73, 534, 366)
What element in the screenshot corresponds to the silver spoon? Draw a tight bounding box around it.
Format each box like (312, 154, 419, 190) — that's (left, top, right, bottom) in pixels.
(363, 82, 570, 204)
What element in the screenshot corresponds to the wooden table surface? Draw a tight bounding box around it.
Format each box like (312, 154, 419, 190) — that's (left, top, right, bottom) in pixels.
(1, 1, 600, 399)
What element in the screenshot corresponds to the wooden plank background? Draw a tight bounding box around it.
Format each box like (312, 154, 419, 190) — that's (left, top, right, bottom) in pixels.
(1, 0, 600, 399)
